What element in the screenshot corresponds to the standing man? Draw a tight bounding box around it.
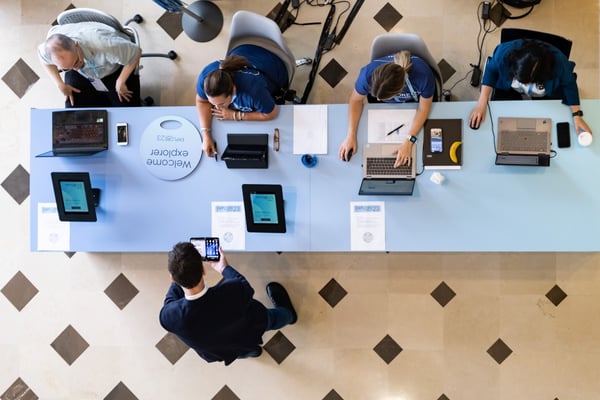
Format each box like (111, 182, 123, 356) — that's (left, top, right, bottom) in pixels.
(159, 242, 297, 365)
(38, 21, 141, 108)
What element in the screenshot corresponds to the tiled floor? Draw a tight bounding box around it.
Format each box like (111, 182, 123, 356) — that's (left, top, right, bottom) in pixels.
(1, 1, 600, 399)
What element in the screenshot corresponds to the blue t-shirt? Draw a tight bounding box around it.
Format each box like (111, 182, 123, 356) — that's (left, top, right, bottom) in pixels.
(354, 55, 435, 102)
(196, 45, 288, 114)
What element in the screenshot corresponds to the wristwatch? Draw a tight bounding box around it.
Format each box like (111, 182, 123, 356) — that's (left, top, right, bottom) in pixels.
(572, 110, 584, 117)
(409, 135, 417, 143)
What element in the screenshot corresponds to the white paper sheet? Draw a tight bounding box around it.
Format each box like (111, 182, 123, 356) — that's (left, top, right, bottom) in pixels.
(293, 104, 328, 154)
(37, 203, 70, 251)
(350, 201, 385, 251)
(211, 201, 245, 250)
(367, 109, 417, 143)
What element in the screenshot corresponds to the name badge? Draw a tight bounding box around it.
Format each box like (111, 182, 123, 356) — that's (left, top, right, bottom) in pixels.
(89, 78, 109, 92)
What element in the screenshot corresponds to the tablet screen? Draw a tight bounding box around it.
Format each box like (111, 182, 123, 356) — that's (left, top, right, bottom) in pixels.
(51, 172, 97, 222)
(59, 181, 89, 213)
(250, 193, 279, 224)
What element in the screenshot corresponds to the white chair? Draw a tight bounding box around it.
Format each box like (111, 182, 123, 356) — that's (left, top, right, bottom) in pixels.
(227, 10, 297, 88)
(370, 33, 443, 102)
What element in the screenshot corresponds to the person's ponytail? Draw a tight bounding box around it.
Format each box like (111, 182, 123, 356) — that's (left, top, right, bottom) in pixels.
(204, 55, 251, 97)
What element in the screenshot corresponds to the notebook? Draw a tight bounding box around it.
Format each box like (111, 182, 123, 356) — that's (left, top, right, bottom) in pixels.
(36, 110, 108, 157)
(495, 117, 551, 166)
(359, 143, 416, 195)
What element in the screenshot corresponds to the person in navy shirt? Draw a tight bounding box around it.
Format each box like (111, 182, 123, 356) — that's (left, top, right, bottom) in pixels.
(338, 51, 435, 167)
(159, 242, 297, 365)
(469, 39, 592, 135)
(195, 44, 289, 156)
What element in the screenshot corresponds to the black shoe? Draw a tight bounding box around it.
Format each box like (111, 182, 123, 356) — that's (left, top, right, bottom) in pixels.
(266, 282, 297, 324)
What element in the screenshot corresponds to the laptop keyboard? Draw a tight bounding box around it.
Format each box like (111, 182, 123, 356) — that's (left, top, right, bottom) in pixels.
(366, 157, 412, 176)
(500, 130, 548, 153)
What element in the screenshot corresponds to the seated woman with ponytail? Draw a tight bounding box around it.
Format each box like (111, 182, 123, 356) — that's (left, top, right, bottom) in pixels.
(338, 51, 435, 166)
(195, 44, 289, 157)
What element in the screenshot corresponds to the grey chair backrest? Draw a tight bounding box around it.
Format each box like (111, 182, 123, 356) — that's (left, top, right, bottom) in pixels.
(57, 8, 137, 43)
(370, 33, 443, 101)
(227, 10, 296, 86)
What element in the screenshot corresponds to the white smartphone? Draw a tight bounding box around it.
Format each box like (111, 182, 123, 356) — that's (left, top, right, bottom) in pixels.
(116, 122, 128, 146)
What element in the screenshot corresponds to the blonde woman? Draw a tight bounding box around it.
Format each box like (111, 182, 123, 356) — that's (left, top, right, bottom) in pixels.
(338, 51, 435, 167)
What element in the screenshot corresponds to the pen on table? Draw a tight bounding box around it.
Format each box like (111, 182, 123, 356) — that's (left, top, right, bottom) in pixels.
(213, 142, 218, 162)
(385, 123, 405, 136)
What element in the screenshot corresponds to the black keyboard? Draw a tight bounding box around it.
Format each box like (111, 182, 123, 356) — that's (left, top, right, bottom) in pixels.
(366, 157, 412, 176)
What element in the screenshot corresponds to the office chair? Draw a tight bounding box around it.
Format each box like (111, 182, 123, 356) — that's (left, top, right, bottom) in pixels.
(490, 28, 573, 101)
(57, 7, 177, 105)
(227, 10, 297, 91)
(500, 28, 572, 57)
(369, 33, 443, 102)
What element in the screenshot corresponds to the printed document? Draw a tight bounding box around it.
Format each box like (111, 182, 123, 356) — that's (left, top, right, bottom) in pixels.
(211, 201, 245, 250)
(350, 201, 385, 251)
(293, 104, 328, 154)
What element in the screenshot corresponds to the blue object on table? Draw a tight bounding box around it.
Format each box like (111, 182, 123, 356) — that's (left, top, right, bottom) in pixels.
(301, 154, 318, 168)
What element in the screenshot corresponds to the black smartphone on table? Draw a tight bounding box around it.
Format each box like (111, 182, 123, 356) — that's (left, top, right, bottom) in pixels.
(556, 122, 571, 148)
(190, 237, 220, 261)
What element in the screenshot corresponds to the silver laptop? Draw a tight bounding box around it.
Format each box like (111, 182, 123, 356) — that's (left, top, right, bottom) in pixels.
(359, 143, 416, 195)
(495, 117, 552, 166)
(36, 110, 108, 157)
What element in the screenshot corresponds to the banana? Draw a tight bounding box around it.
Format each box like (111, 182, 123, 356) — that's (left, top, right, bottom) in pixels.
(449, 141, 462, 164)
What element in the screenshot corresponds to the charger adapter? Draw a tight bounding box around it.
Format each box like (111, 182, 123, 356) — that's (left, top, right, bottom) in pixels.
(470, 65, 482, 87)
(481, 1, 491, 20)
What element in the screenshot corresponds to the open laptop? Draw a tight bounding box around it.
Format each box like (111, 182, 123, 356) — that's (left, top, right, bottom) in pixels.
(359, 143, 416, 195)
(495, 117, 552, 166)
(36, 110, 108, 157)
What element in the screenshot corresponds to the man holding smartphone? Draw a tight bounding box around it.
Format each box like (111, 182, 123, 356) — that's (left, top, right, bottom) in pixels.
(159, 242, 297, 365)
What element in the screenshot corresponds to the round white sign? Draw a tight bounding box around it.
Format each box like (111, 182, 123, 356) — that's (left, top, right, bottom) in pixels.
(140, 116, 202, 180)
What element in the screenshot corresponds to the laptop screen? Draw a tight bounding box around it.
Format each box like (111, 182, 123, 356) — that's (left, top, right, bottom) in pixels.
(52, 110, 108, 149)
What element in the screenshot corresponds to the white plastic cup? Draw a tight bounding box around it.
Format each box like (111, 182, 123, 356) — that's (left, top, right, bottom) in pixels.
(430, 171, 445, 185)
(578, 131, 593, 147)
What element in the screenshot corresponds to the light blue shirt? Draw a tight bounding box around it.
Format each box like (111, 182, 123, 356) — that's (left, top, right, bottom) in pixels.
(38, 22, 139, 79)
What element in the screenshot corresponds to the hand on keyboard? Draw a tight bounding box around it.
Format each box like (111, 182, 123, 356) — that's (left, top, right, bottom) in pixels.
(393, 141, 413, 168)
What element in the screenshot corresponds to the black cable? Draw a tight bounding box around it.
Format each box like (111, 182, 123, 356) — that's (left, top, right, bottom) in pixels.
(487, 101, 498, 154)
(299, 3, 336, 104)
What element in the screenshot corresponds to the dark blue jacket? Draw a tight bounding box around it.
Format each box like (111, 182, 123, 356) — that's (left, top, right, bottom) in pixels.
(159, 266, 268, 365)
(482, 39, 579, 105)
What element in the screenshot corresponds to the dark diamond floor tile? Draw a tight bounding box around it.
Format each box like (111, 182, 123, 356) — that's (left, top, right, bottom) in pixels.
(212, 385, 240, 400)
(438, 58, 457, 83)
(487, 338, 513, 364)
(104, 382, 138, 400)
(65, 252, 76, 258)
(0, 377, 38, 400)
(546, 284, 567, 306)
(373, 334, 402, 364)
(157, 11, 183, 40)
(323, 389, 344, 400)
(319, 278, 348, 308)
(156, 332, 189, 365)
(438, 394, 450, 400)
(263, 330, 295, 364)
(319, 59, 347, 89)
(489, 2, 510, 27)
(1, 164, 30, 205)
(104, 273, 139, 310)
(50, 325, 89, 365)
(1, 58, 39, 98)
(1, 271, 38, 311)
(373, 2, 403, 32)
(431, 281, 456, 307)
(267, 3, 295, 32)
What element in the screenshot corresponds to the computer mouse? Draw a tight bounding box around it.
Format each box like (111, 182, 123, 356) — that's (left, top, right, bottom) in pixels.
(345, 149, 353, 162)
(470, 120, 480, 130)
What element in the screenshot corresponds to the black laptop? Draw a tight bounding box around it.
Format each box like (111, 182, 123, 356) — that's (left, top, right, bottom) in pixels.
(36, 110, 108, 157)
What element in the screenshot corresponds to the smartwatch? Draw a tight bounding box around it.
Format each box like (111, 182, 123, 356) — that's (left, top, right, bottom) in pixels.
(409, 135, 417, 143)
(572, 110, 584, 117)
